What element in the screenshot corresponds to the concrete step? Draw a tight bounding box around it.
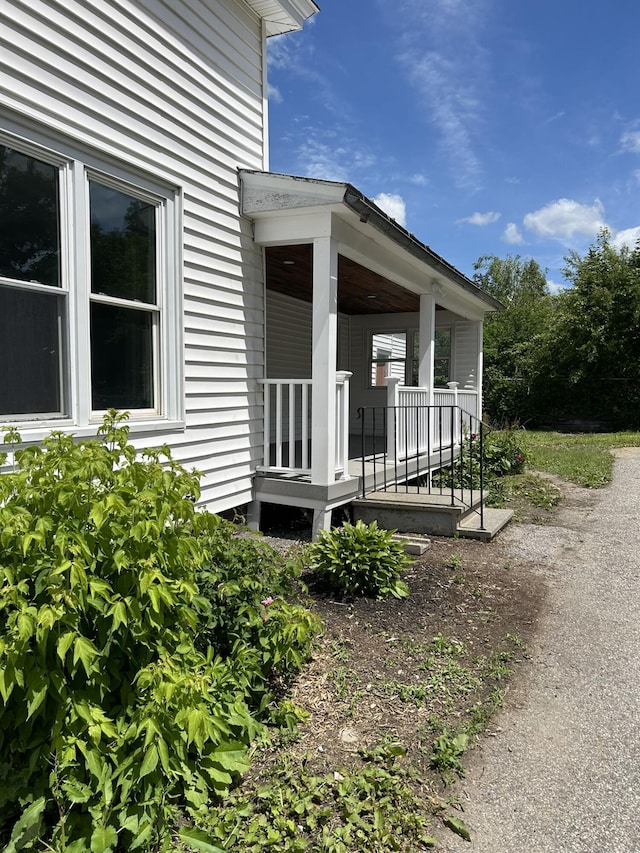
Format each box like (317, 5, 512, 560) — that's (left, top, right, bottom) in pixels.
(392, 533, 431, 556)
(352, 491, 513, 541)
(456, 506, 514, 541)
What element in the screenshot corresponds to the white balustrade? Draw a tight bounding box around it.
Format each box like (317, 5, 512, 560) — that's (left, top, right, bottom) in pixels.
(260, 374, 351, 476)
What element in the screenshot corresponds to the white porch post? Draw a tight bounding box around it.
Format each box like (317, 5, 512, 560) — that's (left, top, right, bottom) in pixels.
(418, 293, 436, 405)
(476, 319, 484, 420)
(311, 235, 339, 486)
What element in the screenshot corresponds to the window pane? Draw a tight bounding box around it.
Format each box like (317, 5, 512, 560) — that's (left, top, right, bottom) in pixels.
(90, 182, 156, 303)
(370, 332, 407, 385)
(435, 329, 451, 358)
(0, 146, 60, 286)
(0, 285, 64, 416)
(434, 358, 450, 386)
(91, 303, 154, 410)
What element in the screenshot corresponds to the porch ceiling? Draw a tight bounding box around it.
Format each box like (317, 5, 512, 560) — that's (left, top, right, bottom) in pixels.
(266, 244, 425, 315)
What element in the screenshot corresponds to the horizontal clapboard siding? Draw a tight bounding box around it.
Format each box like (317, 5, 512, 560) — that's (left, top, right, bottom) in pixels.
(0, 0, 270, 511)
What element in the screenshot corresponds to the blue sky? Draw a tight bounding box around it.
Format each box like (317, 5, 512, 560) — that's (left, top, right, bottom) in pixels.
(267, 0, 640, 291)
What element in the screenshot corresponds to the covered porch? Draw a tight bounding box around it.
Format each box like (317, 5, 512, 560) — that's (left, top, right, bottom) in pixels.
(240, 171, 502, 537)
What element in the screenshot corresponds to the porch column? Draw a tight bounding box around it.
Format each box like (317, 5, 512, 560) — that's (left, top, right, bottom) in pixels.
(311, 235, 339, 486)
(418, 293, 436, 405)
(476, 320, 484, 420)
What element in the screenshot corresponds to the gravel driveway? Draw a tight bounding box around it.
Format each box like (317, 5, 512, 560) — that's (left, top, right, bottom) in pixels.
(443, 448, 640, 853)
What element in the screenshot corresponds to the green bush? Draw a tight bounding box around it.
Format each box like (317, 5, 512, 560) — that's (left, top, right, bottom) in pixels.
(435, 428, 527, 495)
(195, 523, 321, 714)
(308, 520, 411, 599)
(0, 413, 316, 852)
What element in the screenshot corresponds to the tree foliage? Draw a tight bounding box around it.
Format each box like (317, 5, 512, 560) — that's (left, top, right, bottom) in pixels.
(475, 235, 640, 428)
(474, 254, 554, 425)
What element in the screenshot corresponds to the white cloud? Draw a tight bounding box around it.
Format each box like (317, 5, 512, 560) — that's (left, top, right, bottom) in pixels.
(268, 83, 282, 103)
(633, 169, 640, 185)
(373, 193, 407, 228)
(621, 130, 640, 153)
(296, 138, 376, 183)
(523, 198, 606, 242)
(502, 222, 524, 245)
(546, 279, 568, 295)
(411, 173, 429, 186)
(611, 226, 640, 251)
(459, 211, 500, 226)
(388, 0, 489, 190)
(402, 50, 482, 189)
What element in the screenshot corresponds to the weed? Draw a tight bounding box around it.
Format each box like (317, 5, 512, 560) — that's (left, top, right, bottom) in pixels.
(195, 745, 438, 852)
(443, 553, 464, 571)
(430, 730, 469, 777)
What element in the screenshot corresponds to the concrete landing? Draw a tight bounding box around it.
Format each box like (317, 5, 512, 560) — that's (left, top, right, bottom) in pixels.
(456, 507, 514, 541)
(352, 491, 513, 541)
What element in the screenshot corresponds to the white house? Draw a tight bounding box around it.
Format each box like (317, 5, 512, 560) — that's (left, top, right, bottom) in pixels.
(0, 0, 501, 537)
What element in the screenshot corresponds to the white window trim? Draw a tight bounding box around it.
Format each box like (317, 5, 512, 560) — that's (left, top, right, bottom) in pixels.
(0, 127, 184, 440)
(368, 329, 411, 388)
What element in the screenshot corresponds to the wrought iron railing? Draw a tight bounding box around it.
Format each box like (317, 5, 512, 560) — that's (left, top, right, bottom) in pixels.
(356, 403, 489, 530)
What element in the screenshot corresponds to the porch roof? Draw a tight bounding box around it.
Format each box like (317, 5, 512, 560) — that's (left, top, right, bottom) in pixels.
(240, 171, 504, 319)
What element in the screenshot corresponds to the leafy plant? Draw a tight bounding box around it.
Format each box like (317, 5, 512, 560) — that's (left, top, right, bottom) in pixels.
(430, 731, 469, 776)
(307, 520, 411, 599)
(190, 744, 437, 852)
(194, 524, 321, 715)
(0, 413, 315, 851)
(434, 428, 527, 503)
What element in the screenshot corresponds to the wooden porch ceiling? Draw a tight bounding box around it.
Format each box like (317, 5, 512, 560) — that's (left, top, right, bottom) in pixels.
(265, 244, 423, 315)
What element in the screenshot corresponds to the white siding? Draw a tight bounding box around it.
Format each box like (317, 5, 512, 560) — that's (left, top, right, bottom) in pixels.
(0, 0, 269, 512)
(266, 291, 312, 379)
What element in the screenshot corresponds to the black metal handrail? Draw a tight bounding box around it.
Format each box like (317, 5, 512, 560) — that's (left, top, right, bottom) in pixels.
(356, 404, 489, 530)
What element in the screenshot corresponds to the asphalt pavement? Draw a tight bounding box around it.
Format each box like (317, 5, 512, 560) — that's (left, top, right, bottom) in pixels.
(442, 448, 640, 853)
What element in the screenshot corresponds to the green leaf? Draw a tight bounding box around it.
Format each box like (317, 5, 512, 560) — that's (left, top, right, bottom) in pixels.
(73, 635, 99, 675)
(177, 827, 227, 853)
(4, 796, 46, 853)
(26, 675, 48, 719)
(139, 744, 158, 778)
(443, 815, 472, 842)
(209, 741, 250, 774)
(90, 824, 117, 853)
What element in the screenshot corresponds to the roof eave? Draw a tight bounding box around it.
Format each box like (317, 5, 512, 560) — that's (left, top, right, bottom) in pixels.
(240, 170, 504, 314)
(244, 0, 320, 36)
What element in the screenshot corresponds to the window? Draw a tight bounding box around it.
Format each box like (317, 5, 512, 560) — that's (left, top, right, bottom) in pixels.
(0, 133, 179, 427)
(410, 328, 451, 386)
(434, 329, 451, 386)
(0, 146, 65, 417)
(370, 332, 408, 387)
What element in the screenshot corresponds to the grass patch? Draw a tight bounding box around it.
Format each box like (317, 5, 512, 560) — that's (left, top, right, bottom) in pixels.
(521, 431, 640, 487)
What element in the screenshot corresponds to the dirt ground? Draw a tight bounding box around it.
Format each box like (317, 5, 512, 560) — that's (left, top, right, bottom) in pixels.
(254, 493, 553, 837)
(289, 536, 546, 778)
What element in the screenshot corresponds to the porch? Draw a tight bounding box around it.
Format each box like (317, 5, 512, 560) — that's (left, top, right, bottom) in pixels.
(251, 379, 493, 538)
(240, 170, 503, 538)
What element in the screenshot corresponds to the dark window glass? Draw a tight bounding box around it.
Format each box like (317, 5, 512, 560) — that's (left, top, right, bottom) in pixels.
(90, 303, 154, 410)
(0, 285, 63, 415)
(0, 146, 60, 286)
(90, 182, 156, 303)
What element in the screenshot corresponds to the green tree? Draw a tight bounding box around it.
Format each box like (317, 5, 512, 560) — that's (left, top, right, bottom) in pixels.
(473, 254, 556, 424)
(554, 230, 640, 426)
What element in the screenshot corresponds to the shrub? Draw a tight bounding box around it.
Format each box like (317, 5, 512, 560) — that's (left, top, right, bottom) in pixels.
(308, 520, 411, 599)
(195, 523, 321, 714)
(0, 413, 316, 852)
(435, 428, 527, 495)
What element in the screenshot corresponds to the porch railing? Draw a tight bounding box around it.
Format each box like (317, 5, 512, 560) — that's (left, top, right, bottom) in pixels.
(259, 372, 351, 476)
(357, 401, 487, 529)
(390, 382, 479, 459)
